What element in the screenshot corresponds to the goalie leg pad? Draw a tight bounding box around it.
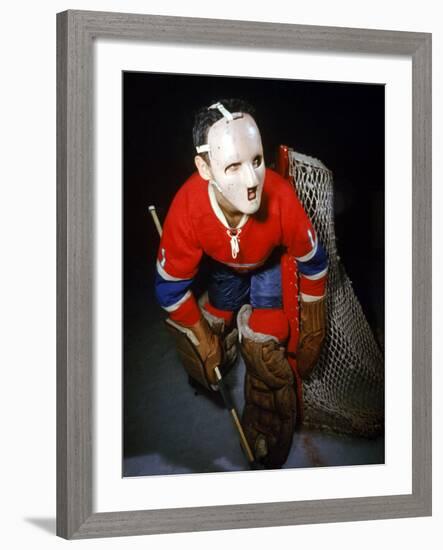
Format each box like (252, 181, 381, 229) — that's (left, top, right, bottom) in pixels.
(238, 305, 296, 468)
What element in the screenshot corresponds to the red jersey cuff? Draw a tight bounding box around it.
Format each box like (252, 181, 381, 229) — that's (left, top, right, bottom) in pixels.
(299, 274, 327, 297)
(169, 294, 201, 326)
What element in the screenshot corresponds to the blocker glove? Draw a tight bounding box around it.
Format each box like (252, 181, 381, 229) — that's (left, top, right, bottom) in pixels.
(165, 314, 222, 390)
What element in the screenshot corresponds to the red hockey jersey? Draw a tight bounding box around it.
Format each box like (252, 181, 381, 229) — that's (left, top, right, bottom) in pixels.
(155, 168, 327, 325)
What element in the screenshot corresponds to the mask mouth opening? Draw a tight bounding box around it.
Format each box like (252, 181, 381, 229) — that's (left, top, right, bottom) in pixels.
(247, 187, 258, 201)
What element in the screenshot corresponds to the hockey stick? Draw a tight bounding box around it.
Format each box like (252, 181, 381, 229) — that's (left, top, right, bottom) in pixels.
(214, 367, 255, 463)
(148, 205, 162, 237)
(148, 204, 256, 467)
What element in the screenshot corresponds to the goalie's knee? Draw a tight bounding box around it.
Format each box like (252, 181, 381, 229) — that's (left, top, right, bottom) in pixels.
(248, 308, 289, 344)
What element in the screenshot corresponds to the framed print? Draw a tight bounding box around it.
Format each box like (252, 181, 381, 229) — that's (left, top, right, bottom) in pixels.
(57, 10, 431, 539)
(122, 74, 385, 478)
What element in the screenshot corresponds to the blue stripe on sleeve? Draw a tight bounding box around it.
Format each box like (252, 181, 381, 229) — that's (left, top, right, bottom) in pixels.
(154, 272, 193, 309)
(297, 242, 328, 277)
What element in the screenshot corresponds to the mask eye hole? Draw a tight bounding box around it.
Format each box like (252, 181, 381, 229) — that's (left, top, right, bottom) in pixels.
(253, 155, 263, 168)
(225, 162, 241, 174)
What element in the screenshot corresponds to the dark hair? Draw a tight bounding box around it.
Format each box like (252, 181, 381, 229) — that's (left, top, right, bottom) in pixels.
(192, 99, 256, 163)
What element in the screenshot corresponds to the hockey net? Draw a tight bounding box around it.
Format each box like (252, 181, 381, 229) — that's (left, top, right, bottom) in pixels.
(288, 149, 384, 437)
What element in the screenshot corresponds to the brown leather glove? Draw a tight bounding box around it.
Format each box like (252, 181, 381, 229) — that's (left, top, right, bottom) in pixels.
(297, 297, 326, 379)
(188, 317, 222, 386)
(202, 309, 238, 371)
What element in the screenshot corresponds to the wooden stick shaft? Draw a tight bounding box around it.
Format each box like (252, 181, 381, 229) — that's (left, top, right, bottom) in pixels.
(148, 205, 163, 237)
(230, 408, 255, 463)
(214, 367, 255, 464)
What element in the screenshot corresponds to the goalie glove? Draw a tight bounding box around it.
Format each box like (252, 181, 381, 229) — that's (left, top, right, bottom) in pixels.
(165, 316, 222, 390)
(201, 306, 239, 370)
(296, 296, 326, 379)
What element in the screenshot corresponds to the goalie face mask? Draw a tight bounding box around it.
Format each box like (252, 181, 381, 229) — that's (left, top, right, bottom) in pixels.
(201, 113, 266, 215)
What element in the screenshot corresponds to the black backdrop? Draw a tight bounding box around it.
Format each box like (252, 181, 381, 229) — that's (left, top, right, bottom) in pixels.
(123, 71, 385, 338)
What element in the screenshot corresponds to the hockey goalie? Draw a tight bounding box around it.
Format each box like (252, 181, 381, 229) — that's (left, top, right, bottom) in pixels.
(154, 99, 328, 468)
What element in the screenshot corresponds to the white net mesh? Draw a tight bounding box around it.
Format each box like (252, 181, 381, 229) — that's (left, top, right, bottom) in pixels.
(289, 150, 384, 437)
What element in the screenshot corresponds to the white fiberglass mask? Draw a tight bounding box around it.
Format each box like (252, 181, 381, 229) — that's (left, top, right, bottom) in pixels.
(207, 113, 265, 215)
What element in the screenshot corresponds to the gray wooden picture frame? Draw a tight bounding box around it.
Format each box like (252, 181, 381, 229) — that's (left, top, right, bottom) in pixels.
(56, 9, 432, 539)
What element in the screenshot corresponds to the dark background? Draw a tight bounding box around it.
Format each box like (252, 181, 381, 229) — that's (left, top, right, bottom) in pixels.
(123, 72, 385, 471)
